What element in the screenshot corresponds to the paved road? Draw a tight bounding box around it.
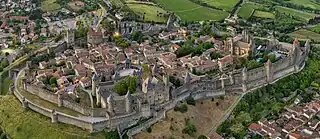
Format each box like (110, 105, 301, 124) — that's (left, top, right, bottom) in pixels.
(0, 46, 48, 77)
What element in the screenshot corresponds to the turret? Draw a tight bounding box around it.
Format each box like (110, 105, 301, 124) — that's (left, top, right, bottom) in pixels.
(304, 40, 311, 55)
(185, 72, 191, 85)
(265, 59, 273, 82)
(125, 58, 131, 69)
(151, 64, 157, 76)
(163, 74, 169, 87)
(242, 67, 248, 92)
(125, 91, 132, 113)
(107, 94, 114, 113)
(92, 73, 99, 96)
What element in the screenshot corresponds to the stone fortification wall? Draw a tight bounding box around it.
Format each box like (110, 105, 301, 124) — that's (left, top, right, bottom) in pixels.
(26, 84, 58, 104)
(61, 99, 91, 116)
(273, 58, 291, 73)
(247, 67, 266, 82)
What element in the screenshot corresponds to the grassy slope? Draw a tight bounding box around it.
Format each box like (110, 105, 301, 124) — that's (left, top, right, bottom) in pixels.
(127, 4, 168, 23)
(288, 0, 320, 10)
(1, 77, 11, 95)
(253, 10, 275, 19)
(237, 2, 263, 19)
(134, 95, 238, 139)
(200, 0, 239, 11)
(155, 0, 228, 21)
(0, 95, 105, 139)
(289, 29, 320, 41)
(275, 6, 318, 21)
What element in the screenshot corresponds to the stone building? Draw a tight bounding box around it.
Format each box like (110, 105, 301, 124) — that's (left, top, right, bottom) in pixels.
(87, 28, 103, 46)
(224, 30, 255, 57)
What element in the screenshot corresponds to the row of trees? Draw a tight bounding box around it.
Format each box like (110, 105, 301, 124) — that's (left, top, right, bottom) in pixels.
(217, 46, 320, 138)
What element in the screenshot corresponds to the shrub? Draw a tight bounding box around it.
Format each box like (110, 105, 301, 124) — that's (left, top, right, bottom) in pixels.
(186, 96, 196, 106)
(182, 119, 197, 137)
(174, 103, 188, 113)
(198, 135, 207, 139)
(146, 127, 152, 133)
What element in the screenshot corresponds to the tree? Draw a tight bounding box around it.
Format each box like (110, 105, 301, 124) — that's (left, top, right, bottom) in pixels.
(113, 76, 137, 95)
(186, 96, 196, 106)
(0, 58, 9, 68)
(182, 119, 197, 137)
(131, 31, 143, 43)
(104, 130, 120, 139)
(197, 135, 207, 139)
(101, 19, 115, 36)
(49, 77, 57, 86)
(246, 60, 262, 70)
(114, 36, 129, 49)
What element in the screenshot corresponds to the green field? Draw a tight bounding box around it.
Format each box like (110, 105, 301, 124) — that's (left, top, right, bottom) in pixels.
(110, 0, 124, 8)
(200, 0, 239, 11)
(0, 95, 105, 139)
(237, 2, 263, 19)
(253, 10, 275, 19)
(310, 25, 320, 34)
(155, 0, 229, 21)
(127, 4, 168, 23)
(289, 29, 320, 42)
(287, 0, 320, 10)
(275, 6, 318, 21)
(41, 0, 61, 12)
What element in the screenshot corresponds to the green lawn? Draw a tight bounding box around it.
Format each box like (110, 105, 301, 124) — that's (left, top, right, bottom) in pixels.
(200, 0, 239, 11)
(155, 0, 229, 21)
(0, 95, 105, 139)
(253, 10, 275, 19)
(275, 6, 318, 21)
(41, 0, 61, 12)
(237, 2, 263, 19)
(287, 0, 320, 10)
(289, 29, 320, 42)
(127, 4, 168, 23)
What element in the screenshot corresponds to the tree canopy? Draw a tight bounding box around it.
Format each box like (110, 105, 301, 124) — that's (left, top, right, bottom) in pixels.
(113, 76, 137, 95)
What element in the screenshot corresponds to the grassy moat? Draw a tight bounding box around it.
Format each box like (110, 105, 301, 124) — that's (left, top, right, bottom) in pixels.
(0, 95, 105, 139)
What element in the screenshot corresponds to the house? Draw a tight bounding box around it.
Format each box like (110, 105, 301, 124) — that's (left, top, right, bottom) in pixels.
(87, 28, 103, 45)
(79, 77, 91, 88)
(158, 52, 177, 69)
(39, 61, 47, 69)
(218, 55, 233, 71)
(170, 43, 181, 52)
(57, 76, 69, 87)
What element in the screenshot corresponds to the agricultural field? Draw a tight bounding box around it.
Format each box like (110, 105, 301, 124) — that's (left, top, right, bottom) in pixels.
(134, 95, 239, 139)
(253, 10, 275, 19)
(68, 1, 86, 11)
(155, 0, 229, 21)
(287, 0, 320, 10)
(310, 25, 320, 34)
(237, 2, 263, 19)
(127, 4, 168, 23)
(41, 0, 61, 12)
(200, 0, 239, 11)
(0, 95, 105, 139)
(289, 29, 320, 42)
(110, 0, 124, 8)
(275, 6, 318, 21)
